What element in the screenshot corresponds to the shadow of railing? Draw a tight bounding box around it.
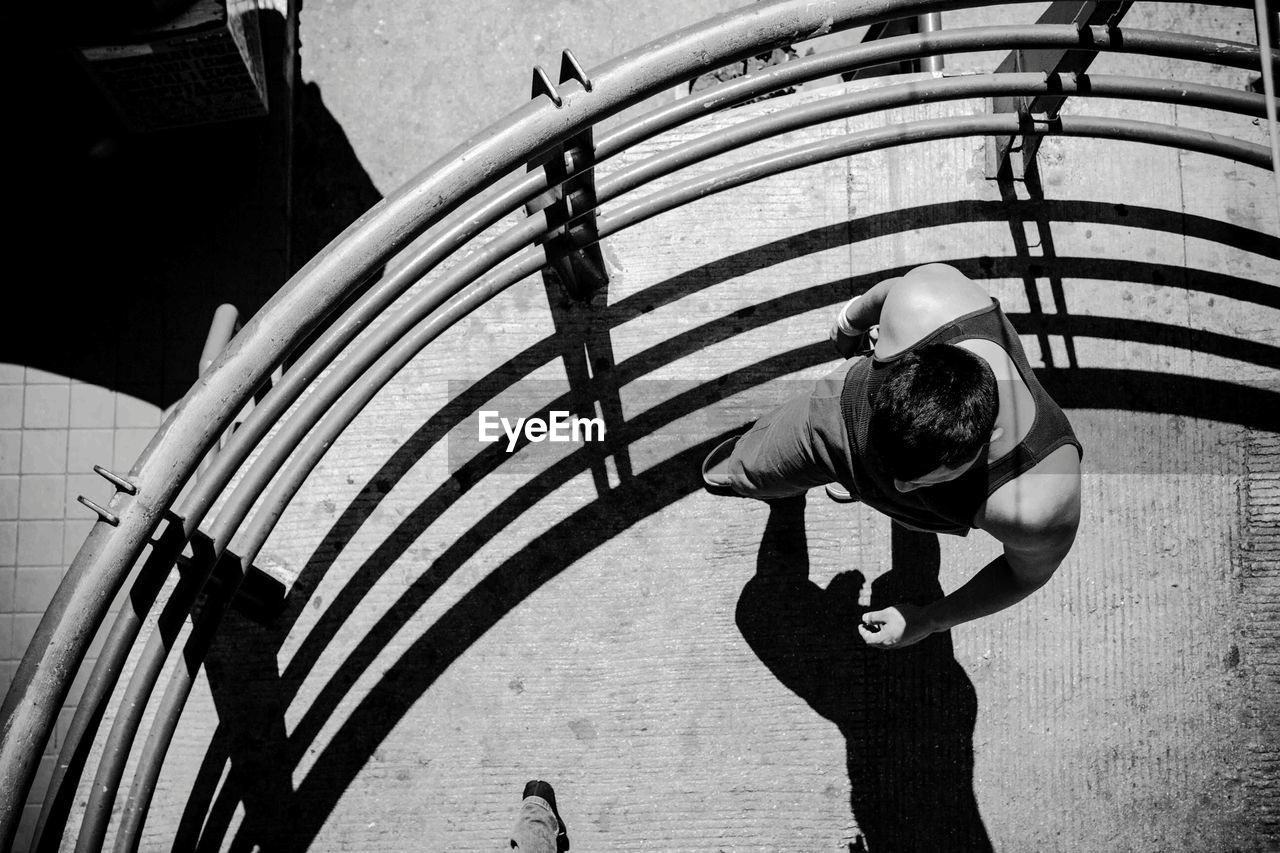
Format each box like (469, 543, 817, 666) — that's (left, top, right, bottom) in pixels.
(183, 196, 1278, 850)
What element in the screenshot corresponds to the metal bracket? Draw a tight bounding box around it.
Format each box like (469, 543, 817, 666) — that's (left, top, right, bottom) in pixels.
(986, 1, 1133, 179)
(843, 14, 945, 81)
(526, 49, 609, 301)
(560, 48, 593, 92)
(77, 496, 119, 526)
(93, 464, 137, 495)
(77, 464, 141, 525)
(531, 64, 563, 107)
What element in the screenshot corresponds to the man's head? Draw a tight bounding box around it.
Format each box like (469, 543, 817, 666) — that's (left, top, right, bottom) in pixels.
(869, 343, 1000, 490)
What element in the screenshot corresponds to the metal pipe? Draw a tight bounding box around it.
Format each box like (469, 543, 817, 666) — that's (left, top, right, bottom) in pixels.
(12, 1, 971, 831)
(75, 563, 211, 853)
(42, 322, 237, 852)
(917, 13, 944, 72)
(30, 526, 184, 853)
(596, 74, 1267, 205)
(197, 305, 240, 377)
(111, 560, 243, 853)
(1255, 0, 1280, 217)
(196, 305, 241, 482)
(597, 117, 1270, 237)
(593, 24, 1270, 161)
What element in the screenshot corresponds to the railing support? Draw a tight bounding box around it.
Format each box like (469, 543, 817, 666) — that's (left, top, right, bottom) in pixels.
(1255, 0, 1280, 216)
(845, 13, 946, 80)
(918, 13, 944, 73)
(986, 1, 1134, 178)
(526, 49, 610, 302)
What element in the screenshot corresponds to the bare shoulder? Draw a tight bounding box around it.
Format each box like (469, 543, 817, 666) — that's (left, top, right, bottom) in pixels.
(976, 444, 1082, 550)
(876, 264, 992, 356)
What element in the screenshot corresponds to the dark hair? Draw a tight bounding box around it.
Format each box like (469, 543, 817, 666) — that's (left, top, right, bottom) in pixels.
(869, 343, 998, 482)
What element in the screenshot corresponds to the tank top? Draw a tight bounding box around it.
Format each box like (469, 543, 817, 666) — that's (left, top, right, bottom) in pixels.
(838, 298, 1082, 535)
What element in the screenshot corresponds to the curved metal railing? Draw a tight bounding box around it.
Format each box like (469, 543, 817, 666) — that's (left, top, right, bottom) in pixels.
(1, 0, 1276, 849)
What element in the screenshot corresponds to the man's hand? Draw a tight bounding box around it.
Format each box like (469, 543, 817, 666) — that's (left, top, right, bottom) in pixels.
(858, 603, 934, 650)
(831, 322, 878, 359)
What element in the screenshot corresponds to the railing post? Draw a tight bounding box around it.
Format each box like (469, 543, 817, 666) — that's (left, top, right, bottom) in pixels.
(917, 13, 944, 73)
(844, 13, 945, 82)
(526, 49, 610, 302)
(197, 304, 241, 482)
(986, 1, 1133, 179)
(1254, 0, 1280, 216)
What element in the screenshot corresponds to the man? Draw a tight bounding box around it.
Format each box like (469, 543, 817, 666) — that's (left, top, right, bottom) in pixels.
(702, 263, 1082, 650)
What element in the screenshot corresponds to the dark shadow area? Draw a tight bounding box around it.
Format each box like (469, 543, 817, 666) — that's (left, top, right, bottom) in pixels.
(2, 3, 381, 407)
(536, 265, 636, 495)
(736, 497, 990, 853)
(184, 195, 1279, 851)
(201, 431, 743, 853)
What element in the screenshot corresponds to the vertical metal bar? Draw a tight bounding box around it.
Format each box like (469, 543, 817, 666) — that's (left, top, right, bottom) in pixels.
(525, 52, 609, 301)
(197, 306, 241, 482)
(988, 1, 1134, 178)
(917, 13, 944, 72)
(197, 305, 240, 377)
(1255, 0, 1280, 217)
(555, 50, 609, 300)
(844, 17, 920, 81)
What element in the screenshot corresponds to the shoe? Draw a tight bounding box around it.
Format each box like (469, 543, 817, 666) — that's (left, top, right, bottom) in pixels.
(701, 436, 744, 497)
(825, 482, 857, 503)
(522, 780, 569, 851)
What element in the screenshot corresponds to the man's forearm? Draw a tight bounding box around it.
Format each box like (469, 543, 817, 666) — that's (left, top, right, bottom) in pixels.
(830, 279, 897, 357)
(922, 553, 1053, 633)
(839, 276, 898, 331)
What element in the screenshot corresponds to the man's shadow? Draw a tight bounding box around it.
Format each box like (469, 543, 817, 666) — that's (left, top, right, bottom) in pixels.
(736, 496, 991, 852)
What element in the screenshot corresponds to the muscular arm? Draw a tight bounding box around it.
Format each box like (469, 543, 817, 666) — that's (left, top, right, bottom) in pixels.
(830, 264, 988, 357)
(836, 274, 899, 332)
(829, 274, 898, 356)
(860, 446, 1082, 649)
(921, 516, 1076, 633)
